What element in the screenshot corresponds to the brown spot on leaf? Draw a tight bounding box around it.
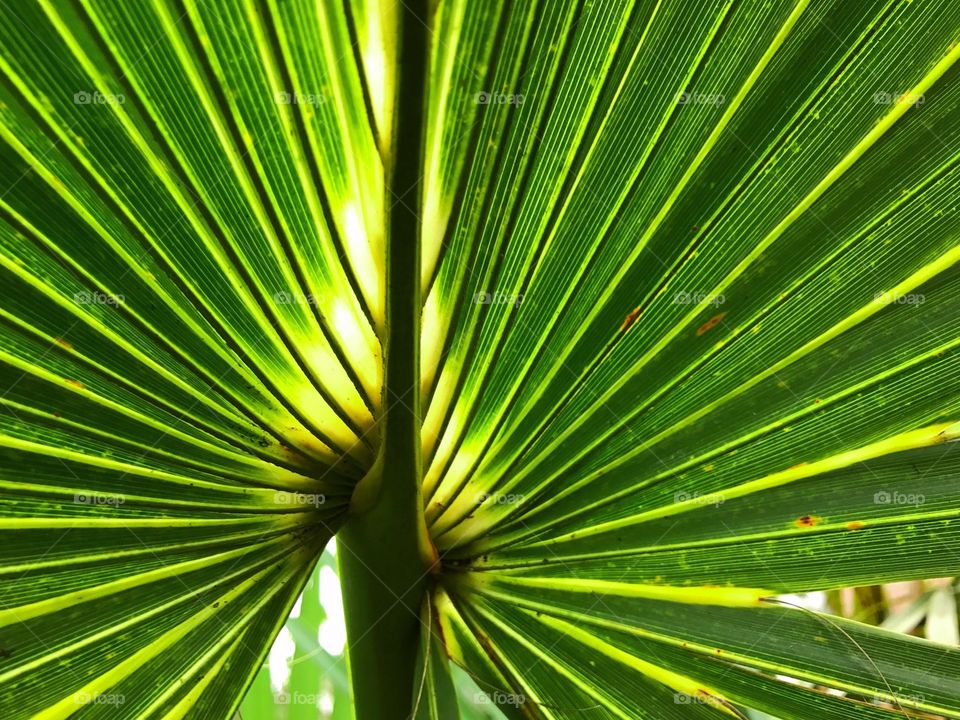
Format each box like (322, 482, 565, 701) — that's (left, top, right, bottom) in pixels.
(696, 312, 727, 336)
(55, 338, 73, 350)
(620, 306, 642, 332)
(795, 515, 819, 528)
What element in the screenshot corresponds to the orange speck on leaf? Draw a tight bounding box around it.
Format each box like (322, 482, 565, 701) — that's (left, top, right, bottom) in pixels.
(55, 338, 73, 350)
(788, 462, 808, 471)
(65, 379, 85, 390)
(696, 312, 727, 336)
(846, 521, 864, 530)
(620, 307, 642, 332)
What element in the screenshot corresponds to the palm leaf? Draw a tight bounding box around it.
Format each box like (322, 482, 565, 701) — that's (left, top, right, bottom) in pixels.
(1, 0, 959, 718)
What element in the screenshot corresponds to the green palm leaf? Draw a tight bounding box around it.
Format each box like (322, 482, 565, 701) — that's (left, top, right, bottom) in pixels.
(1, 0, 959, 718)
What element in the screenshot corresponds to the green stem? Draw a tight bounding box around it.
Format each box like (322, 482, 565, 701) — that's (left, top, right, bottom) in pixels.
(338, 2, 432, 718)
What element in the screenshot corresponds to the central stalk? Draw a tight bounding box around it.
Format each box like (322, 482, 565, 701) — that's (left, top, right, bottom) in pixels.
(337, 2, 433, 718)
